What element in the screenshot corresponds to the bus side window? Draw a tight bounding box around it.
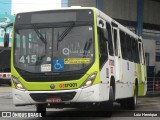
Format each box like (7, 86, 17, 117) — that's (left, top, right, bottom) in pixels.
(139, 42, 144, 64)
(98, 27, 108, 68)
(126, 34, 132, 61)
(113, 29, 118, 56)
(132, 38, 136, 62)
(130, 37, 134, 61)
(134, 39, 140, 63)
(136, 40, 140, 63)
(106, 22, 114, 56)
(142, 44, 145, 64)
(139, 43, 142, 63)
(120, 31, 127, 60)
(129, 36, 133, 61)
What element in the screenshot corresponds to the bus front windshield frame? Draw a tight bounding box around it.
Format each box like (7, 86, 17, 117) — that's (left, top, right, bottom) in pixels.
(14, 23, 94, 73)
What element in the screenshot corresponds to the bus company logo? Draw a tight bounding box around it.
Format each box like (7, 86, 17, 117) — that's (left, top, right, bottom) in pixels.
(62, 48, 70, 55)
(50, 84, 55, 89)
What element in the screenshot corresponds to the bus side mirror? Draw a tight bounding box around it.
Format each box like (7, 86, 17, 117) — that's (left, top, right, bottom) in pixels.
(4, 33, 9, 47)
(99, 20, 104, 27)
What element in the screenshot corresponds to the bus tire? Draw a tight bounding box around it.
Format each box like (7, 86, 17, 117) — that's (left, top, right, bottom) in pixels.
(101, 86, 113, 117)
(119, 99, 127, 109)
(120, 86, 138, 110)
(36, 104, 46, 117)
(120, 85, 138, 110)
(127, 85, 138, 110)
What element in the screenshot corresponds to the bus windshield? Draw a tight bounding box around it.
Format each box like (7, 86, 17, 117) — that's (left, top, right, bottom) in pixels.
(14, 24, 94, 73)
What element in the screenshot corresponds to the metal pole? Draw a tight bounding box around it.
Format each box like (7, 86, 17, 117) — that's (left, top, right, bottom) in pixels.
(96, 0, 103, 11)
(136, 0, 144, 37)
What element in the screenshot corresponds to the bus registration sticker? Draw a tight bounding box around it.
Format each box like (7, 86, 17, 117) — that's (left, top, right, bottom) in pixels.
(64, 58, 90, 64)
(41, 64, 51, 72)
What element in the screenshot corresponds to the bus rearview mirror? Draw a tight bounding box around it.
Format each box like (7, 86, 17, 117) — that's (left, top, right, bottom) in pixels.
(4, 33, 9, 47)
(99, 20, 104, 27)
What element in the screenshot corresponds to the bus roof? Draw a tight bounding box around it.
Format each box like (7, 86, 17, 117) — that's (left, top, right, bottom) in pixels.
(15, 7, 141, 40)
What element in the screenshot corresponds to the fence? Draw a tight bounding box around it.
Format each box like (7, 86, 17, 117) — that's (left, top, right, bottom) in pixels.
(146, 77, 160, 96)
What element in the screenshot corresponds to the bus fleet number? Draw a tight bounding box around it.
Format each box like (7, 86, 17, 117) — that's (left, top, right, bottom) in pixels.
(19, 55, 37, 64)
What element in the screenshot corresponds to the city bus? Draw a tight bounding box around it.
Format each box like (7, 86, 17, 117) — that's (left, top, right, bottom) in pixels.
(0, 15, 14, 85)
(4, 7, 147, 116)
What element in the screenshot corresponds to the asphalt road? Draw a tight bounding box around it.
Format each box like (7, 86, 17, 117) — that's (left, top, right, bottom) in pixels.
(0, 85, 160, 120)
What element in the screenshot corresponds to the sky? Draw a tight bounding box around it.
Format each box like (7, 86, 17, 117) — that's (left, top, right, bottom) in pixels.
(11, 0, 62, 15)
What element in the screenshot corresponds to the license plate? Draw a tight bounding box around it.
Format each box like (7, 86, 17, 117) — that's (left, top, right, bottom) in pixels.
(46, 97, 61, 103)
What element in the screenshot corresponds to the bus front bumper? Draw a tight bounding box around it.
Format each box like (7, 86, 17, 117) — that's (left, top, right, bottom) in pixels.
(12, 84, 109, 106)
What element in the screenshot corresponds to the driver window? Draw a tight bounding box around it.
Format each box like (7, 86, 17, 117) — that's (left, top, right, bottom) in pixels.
(98, 26, 108, 68)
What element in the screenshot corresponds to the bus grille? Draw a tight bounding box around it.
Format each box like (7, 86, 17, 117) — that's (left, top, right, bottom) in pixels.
(30, 92, 76, 102)
(15, 67, 84, 82)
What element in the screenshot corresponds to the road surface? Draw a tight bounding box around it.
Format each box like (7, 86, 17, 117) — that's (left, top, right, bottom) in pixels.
(0, 85, 160, 119)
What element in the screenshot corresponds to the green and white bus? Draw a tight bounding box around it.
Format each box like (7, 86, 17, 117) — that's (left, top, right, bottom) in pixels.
(4, 7, 147, 116)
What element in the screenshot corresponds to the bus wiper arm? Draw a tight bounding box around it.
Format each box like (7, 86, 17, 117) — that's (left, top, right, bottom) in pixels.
(36, 55, 45, 65)
(57, 22, 75, 42)
(83, 38, 92, 58)
(32, 24, 46, 44)
(32, 24, 47, 53)
(57, 22, 75, 50)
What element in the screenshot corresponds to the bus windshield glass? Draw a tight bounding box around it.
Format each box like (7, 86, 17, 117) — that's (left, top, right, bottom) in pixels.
(14, 24, 94, 73)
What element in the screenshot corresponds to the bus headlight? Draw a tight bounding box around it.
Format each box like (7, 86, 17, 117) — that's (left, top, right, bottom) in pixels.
(12, 76, 26, 91)
(81, 72, 97, 89)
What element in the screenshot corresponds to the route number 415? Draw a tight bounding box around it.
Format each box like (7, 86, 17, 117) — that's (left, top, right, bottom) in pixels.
(19, 55, 37, 64)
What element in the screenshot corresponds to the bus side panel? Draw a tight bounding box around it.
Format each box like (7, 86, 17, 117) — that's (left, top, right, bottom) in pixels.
(99, 59, 110, 101)
(115, 60, 135, 99)
(138, 64, 147, 96)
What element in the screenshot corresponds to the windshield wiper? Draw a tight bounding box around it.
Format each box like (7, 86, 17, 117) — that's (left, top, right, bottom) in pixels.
(35, 55, 46, 65)
(32, 24, 47, 54)
(32, 24, 46, 44)
(57, 22, 75, 50)
(83, 38, 92, 58)
(57, 22, 75, 42)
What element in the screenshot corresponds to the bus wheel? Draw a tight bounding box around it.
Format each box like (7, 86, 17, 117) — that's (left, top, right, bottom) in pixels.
(127, 85, 138, 110)
(36, 104, 46, 117)
(119, 99, 127, 109)
(101, 86, 114, 117)
(120, 85, 138, 110)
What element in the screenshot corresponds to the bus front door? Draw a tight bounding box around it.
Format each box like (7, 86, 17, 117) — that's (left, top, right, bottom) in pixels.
(113, 28, 122, 82)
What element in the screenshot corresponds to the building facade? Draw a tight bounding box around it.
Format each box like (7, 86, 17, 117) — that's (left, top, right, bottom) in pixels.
(61, 0, 69, 7)
(0, 0, 11, 15)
